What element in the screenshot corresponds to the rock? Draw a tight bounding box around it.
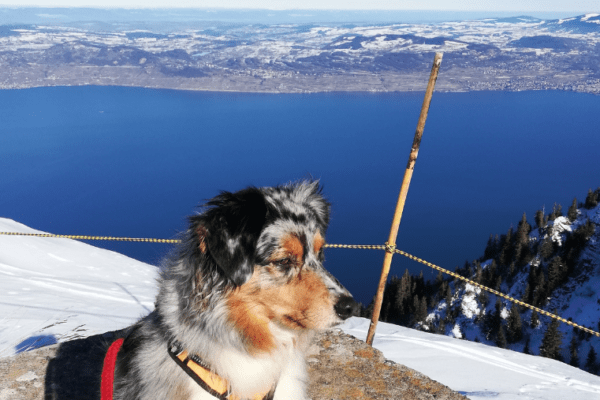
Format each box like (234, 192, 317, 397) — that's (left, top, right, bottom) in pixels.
(0, 329, 466, 399)
(308, 330, 466, 400)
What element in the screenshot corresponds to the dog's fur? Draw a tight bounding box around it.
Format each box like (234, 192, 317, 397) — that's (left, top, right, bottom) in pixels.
(112, 181, 357, 400)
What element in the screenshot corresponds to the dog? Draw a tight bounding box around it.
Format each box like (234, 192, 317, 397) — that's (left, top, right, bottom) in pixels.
(109, 181, 358, 400)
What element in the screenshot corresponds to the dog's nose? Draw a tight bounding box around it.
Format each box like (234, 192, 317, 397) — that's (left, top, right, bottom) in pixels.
(334, 295, 359, 320)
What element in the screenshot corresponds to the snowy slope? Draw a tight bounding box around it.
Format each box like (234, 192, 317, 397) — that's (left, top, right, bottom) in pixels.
(2, 217, 600, 399)
(0, 218, 157, 357)
(423, 199, 600, 369)
(342, 317, 600, 400)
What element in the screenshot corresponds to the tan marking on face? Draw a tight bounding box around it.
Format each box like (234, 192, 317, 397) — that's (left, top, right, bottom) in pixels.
(282, 233, 304, 261)
(228, 266, 334, 354)
(313, 231, 325, 255)
(227, 272, 275, 354)
(271, 268, 333, 331)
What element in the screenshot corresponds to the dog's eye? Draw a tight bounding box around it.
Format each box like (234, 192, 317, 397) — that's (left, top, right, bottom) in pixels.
(276, 257, 295, 268)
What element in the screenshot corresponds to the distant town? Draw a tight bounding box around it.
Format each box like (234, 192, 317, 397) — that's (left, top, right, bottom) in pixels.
(1, 11, 599, 93)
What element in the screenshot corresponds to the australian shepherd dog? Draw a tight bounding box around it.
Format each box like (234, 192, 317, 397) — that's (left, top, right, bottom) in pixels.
(111, 181, 358, 400)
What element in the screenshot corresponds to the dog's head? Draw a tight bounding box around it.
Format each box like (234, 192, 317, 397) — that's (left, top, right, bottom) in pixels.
(188, 181, 357, 352)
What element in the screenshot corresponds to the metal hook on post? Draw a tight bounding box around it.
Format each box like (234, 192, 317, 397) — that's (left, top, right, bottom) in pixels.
(366, 52, 443, 346)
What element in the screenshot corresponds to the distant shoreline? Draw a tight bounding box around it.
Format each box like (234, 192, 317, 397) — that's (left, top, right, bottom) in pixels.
(2, 81, 598, 96)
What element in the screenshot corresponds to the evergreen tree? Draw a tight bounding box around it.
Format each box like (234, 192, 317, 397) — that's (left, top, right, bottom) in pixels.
(584, 188, 599, 209)
(532, 268, 546, 307)
(521, 283, 531, 306)
(547, 256, 565, 293)
(530, 310, 540, 329)
(507, 303, 523, 343)
(567, 198, 578, 222)
(474, 263, 483, 284)
(496, 325, 508, 349)
(540, 313, 563, 361)
(585, 346, 598, 374)
(484, 234, 497, 260)
(535, 209, 545, 229)
(523, 336, 531, 354)
(548, 203, 563, 221)
(437, 318, 446, 335)
(485, 298, 504, 342)
(435, 270, 444, 286)
(569, 335, 580, 368)
(419, 296, 428, 323)
(515, 213, 533, 265)
(508, 261, 516, 278)
(539, 237, 554, 261)
(445, 284, 453, 309)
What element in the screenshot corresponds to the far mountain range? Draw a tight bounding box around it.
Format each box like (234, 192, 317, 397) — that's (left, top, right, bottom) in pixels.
(1, 10, 599, 93)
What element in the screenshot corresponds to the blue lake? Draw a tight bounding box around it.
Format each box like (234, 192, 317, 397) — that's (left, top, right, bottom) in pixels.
(1, 86, 599, 304)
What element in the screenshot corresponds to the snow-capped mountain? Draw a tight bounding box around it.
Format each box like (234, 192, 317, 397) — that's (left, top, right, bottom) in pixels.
(544, 13, 600, 34)
(423, 188, 600, 375)
(1, 10, 600, 93)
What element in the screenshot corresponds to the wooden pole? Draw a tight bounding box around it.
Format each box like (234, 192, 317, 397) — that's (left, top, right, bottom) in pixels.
(366, 52, 443, 346)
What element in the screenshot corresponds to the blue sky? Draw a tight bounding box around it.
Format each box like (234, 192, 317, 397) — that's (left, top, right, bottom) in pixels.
(2, 0, 598, 12)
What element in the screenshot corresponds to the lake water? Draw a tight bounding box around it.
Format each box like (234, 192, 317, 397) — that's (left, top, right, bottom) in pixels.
(1, 86, 599, 304)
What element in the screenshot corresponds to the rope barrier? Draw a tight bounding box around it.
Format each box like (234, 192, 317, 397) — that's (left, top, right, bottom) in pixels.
(0, 231, 180, 243)
(1, 231, 598, 338)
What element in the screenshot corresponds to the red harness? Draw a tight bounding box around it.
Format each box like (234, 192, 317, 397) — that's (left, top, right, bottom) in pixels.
(101, 338, 124, 400)
(101, 338, 274, 400)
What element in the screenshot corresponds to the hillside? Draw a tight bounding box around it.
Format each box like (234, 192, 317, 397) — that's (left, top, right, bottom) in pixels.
(378, 187, 600, 376)
(1, 10, 600, 93)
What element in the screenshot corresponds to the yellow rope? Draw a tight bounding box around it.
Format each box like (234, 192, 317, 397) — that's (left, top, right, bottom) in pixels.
(1, 232, 598, 338)
(324, 243, 600, 338)
(0, 232, 180, 243)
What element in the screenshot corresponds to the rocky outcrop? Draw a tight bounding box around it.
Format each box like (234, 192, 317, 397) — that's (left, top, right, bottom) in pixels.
(0, 329, 466, 400)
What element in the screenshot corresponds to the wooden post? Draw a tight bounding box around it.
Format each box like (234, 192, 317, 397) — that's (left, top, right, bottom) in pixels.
(366, 52, 443, 346)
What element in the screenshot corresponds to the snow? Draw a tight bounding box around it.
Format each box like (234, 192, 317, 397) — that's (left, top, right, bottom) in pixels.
(582, 14, 600, 22)
(2, 216, 600, 399)
(461, 284, 482, 319)
(342, 317, 600, 400)
(0, 218, 157, 358)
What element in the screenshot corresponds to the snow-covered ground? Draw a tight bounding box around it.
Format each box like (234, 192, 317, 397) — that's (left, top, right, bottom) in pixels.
(0, 218, 156, 358)
(1, 217, 600, 399)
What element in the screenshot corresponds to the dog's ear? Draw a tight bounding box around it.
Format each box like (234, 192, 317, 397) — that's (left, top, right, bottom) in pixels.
(304, 180, 331, 233)
(194, 188, 269, 286)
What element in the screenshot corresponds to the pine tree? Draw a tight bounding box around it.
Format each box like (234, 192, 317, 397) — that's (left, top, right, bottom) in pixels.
(496, 325, 508, 349)
(530, 310, 540, 329)
(412, 295, 423, 325)
(567, 198, 578, 222)
(547, 256, 565, 293)
(569, 335, 580, 368)
(521, 283, 531, 306)
(535, 209, 545, 229)
(540, 313, 563, 361)
(585, 346, 598, 374)
(584, 188, 599, 209)
(523, 336, 531, 354)
(548, 203, 563, 221)
(419, 296, 428, 323)
(445, 284, 453, 309)
(484, 234, 497, 260)
(539, 237, 554, 261)
(514, 213, 533, 265)
(507, 303, 523, 343)
(437, 318, 446, 335)
(435, 270, 444, 286)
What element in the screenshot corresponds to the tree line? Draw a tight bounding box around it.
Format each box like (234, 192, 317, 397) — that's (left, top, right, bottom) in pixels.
(359, 187, 600, 375)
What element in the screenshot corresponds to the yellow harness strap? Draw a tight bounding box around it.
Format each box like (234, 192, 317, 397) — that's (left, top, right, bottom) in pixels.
(171, 348, 273, 400)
